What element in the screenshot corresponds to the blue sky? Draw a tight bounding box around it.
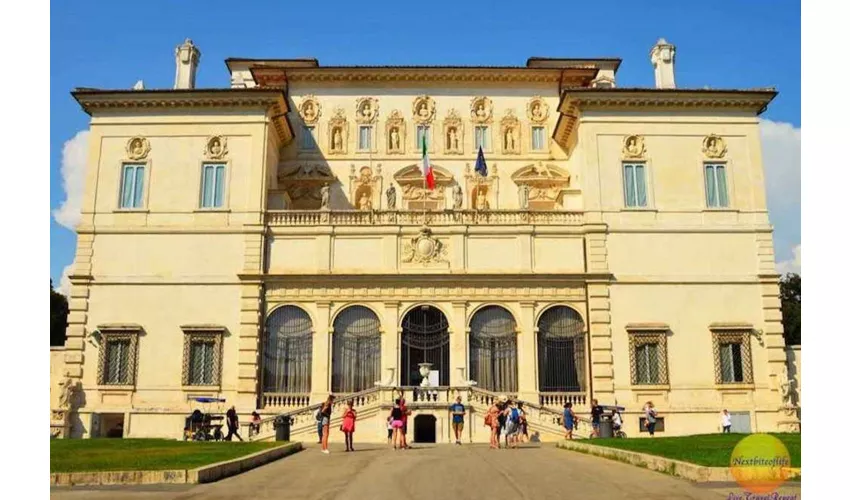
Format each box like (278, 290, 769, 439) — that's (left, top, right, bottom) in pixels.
(50, 0, 801, 287)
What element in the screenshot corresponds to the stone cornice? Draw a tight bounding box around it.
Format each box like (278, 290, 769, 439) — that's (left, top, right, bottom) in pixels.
(71, 88, 294, 145)
(553, 87, 777, 150)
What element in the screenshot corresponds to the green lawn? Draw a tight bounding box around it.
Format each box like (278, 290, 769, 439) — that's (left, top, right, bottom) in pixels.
(578, 433, 801, 468)
(51, 439, 285, 473)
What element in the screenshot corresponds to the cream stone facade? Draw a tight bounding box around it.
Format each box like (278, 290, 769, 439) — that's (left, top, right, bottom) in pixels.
(52, 38, 799, 443)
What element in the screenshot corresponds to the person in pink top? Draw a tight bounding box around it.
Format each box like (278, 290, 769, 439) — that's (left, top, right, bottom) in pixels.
(340, 400, 357, 452)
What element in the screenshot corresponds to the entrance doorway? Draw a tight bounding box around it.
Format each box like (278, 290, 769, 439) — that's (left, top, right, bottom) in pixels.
(401, 306, 450, 386)
(413, 414, 436, 443)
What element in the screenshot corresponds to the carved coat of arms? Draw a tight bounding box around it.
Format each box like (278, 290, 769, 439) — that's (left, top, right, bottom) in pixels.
(402, 225, 448, 265)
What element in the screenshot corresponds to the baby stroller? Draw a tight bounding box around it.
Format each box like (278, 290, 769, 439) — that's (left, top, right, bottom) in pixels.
(184, 397, 226, 441)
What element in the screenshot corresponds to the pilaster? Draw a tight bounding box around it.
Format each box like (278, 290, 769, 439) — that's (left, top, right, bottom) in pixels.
(236, 281, 261, 408)
(381, 301, 400, 387)
(311, 301, 332, 402)
(517, 301, 537, 401)
(588, 281, 615, 402)
(449, 301, 468, 386)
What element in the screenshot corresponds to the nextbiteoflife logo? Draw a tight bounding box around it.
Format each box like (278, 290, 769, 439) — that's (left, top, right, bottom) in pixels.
(729, 434, 794, 494)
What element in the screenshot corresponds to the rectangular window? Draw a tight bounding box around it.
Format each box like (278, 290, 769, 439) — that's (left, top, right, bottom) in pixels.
(639, 417, 665, 433)
(705, 163, 729, 207)
(358, 125, 372, 150)
(416, 125, 430, 150)
(182, 328, 223, 386)
(97, 329, 140, 386)
(623, 163, 648, 207)
(635, 343, 660, 384)
(627, 329, 669, 386)
(200, 163, 226, 208)
(531, 126, 546, 151)
(719, 342, 744, 383)
(475, 126, 489, 150)
(119, 163, 145, 209)
(300, 125, 317, 150)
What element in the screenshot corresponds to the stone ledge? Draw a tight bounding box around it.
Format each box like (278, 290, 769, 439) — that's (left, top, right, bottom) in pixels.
(50, 442, 302, 487)
(556, 440, 801, 483)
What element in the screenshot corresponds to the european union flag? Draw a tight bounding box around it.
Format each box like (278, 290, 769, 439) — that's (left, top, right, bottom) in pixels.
(474, 146, 488, 177)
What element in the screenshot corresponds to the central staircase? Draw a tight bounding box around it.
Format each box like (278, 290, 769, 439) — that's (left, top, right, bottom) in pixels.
(249, 386, 591, 443)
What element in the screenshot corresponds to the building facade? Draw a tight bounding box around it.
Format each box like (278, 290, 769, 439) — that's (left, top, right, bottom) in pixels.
(52, 38, 798, 443)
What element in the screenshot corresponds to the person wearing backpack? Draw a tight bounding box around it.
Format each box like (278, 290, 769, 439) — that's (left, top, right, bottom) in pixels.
(503, 400, 521, 448)
(314, 406, 323, 444)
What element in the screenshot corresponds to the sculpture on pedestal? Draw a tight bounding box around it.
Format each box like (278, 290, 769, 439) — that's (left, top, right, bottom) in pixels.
(453, 185, 463, 209)
(386, 185, 397, 209)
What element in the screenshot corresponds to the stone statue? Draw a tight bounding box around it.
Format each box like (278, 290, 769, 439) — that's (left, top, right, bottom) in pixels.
(505, 128, 516, 151)
(358, 193, 372, 210)
(476, 190, 489, 210)
(390, 128, 400, 150)
(449, 128, 459, 151)
(57, 373, 75, 410)
(333, 128, 343, 150)
(131, 139, 144, 156)
(361, 102, 374, 121)
(386, 185, 397, 209)
(519, 184, 530, 209)
(320, 184, 330, 209)
(453, 185, 463, 209)
(476, 104, 487, 120)
(778, 366, 793, 408)
(210, 138, 222, 156)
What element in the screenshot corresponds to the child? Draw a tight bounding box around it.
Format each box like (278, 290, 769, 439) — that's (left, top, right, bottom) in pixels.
(386, 416, 393, 444)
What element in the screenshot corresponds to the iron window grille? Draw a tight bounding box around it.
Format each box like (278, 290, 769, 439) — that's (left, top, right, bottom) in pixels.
(627, 330, 669, 385)
(262, 306, 313, 395)
(712, 330, 753, 384)
(469, 305, 518, 394)
(537, 306, 587, 393)
(181, 326, 224, 387)
(96, 326, 141, 386)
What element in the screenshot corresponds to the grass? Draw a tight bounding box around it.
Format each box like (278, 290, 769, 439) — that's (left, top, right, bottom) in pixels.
(50, 439, 286, 473)
(577, 433, 801, 468)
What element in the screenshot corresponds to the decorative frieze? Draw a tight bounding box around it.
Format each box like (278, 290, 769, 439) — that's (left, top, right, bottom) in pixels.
(266, 284, 587, 301)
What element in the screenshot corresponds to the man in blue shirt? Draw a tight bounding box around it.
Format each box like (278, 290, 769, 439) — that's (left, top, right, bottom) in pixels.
(449, 396, 465, 445)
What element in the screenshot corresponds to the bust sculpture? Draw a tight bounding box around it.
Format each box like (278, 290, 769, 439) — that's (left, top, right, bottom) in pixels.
(418, 102, 430, 119)
(131, 139, 144, 156)
(320, 184, 330, 209)
(453, 184, 463, 209)
(361, 102, 373, 121)
(476, 103, 487, 120)
(386, 185, 397, 209)
(303, 102, 315, 120)
(532, 103, 543, 120)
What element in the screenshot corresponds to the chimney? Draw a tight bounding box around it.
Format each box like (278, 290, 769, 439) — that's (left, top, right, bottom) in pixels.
(174, 38, 201, 89)
(649, 38, 676, 89)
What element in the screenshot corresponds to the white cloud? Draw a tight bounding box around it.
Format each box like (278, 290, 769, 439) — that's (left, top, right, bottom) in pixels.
(52, 130, 90, 230)
(776, 244, 801, 275)
(57, 263, 74, 297)
(759, 119, 801, 275)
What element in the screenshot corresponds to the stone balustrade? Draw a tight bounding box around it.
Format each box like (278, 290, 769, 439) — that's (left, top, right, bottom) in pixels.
(538, 392, 587, 409)
(261, 393, 311, 410)
(266, 210, 584, 227)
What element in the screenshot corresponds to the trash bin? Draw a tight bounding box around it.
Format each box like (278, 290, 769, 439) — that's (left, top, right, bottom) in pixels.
(598, 418, 614, 438)
(274, 416, 291, 441)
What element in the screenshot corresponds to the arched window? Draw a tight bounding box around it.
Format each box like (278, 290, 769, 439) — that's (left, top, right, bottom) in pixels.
(537, 306, 586, 393)
(469, 306, 518, 393)
(401, 305, 450, 386)
(263, 306, 313, 395)
(332, 306, 381, 393)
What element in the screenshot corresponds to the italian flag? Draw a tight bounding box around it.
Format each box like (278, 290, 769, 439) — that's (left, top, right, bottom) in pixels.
(422, 135, 435, 190)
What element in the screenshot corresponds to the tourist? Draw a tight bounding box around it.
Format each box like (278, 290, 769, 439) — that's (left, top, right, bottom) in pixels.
(517, 402, 529, 443)
(390, 399, 405, 450)
(721, 409, 732, 433)
(399, 396, 411, 449)
(250, 411, 261, 436)
(225, 405, 243, 442)
(612, 409, 623, 436)
(386, 415, 393, 444)
(449, 396, 465, 445)
(341, 400, 357, 452)
(485, 400, 501, 449)
(315, 406, 323, 444)
(320, 395, 335, 454)
(497, 397, 509, 448)
(644, 401, 658, 437)
(563, 402, 576, 440)
(590, 399, 603, 438)
(504, 400, 522, 449)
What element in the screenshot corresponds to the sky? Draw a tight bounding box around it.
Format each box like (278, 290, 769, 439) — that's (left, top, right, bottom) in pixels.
(50, 0, 801, 291)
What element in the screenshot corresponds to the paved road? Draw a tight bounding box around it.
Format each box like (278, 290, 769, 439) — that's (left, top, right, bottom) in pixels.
(51, 443, 802, 500)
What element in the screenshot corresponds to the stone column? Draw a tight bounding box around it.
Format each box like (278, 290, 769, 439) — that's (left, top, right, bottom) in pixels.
(311, 301, 332, 403)
(449, 301, 468, 387)
(517, 301, 537, 402)
(382, 302, 400, 387)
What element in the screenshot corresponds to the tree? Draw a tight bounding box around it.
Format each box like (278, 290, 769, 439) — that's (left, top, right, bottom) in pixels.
(51, 279, 69, 346)
(779, 273, 801, 345)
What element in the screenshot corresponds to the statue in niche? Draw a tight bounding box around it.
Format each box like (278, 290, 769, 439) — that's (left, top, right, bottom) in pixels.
(448, 127, 459, 151)
(476, 189, 489, 210)
(390, 128, 400, 150)
(386, 185, 397, 209)
(332, 128, 343, 151)
(505, 127, 516, 151)
(519, 184, 530, 210)
(320, 184, 330, 210)
(358, 192, 372, 210)
(453, 184, 463, 209)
